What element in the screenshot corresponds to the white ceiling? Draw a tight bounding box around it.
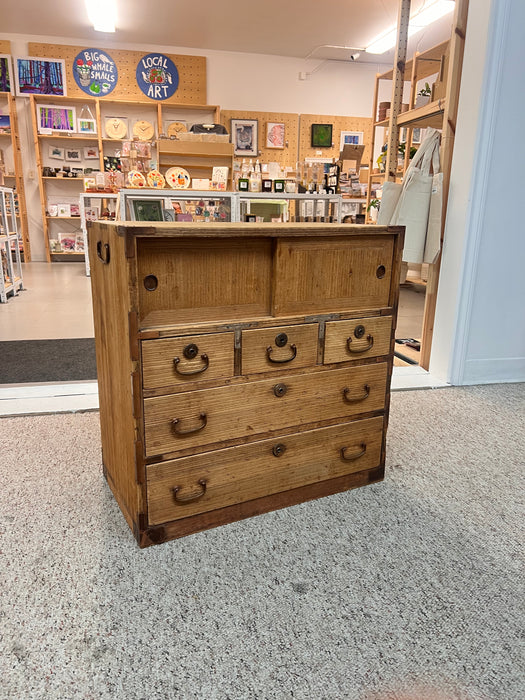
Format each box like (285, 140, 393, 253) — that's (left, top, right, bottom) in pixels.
(2, 0, 455, 63)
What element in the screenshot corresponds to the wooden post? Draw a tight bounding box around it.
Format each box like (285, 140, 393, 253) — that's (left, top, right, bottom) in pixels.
(385, 0, 411, 180)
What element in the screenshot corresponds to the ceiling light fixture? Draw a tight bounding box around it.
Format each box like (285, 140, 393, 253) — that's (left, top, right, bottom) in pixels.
(365, 0, 455, 54)
(85, 0, 117, 33)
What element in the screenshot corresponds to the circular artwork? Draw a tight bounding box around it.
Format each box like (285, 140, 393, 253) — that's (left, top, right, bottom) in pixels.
(136, 53, 179, 101)
(165, 167, 190, 189)
(73, 49, 118, 96)
(127, 171, 147, 188)
(146, 170, 166, 188)
(167, 122, 187, 138)
(105, 118, 127, 140)
(133, 120, 155, 141)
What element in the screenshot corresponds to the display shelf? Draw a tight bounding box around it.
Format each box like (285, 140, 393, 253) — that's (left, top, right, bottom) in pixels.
(0, 186, 24, 303)
(158, 139, 234, 189)
(397, 99, 446, 129)
(29, 93, 226, 261)
(0, 92, 30, 259)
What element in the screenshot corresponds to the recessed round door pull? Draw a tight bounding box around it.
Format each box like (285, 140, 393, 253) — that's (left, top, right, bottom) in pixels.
(173, 353, 209, 375)
(340, 443, 367, 461)
(273, 383, 288, 397)
(342, 384, 370, 403)
(266, 343, 297, 364)
(376, 265, 386, 279)
(347, 335, 374, 353)
(172, 479, 207, 504)
(143, 274, 158, 291)
(171, 413, 207, 435)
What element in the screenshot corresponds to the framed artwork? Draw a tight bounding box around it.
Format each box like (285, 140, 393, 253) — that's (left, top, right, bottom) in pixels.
(266, 122, 285, 149)
(339, 131, 363, 151)
(38, 104, 76, 133)
(77, 117, 97, 135)
(57, 204, 71, 217)
(412, 127, 424, 144)
(65, 148, 82, 163)
(311, 124, 333, 148)
(48, 144, 65, 160)
(130, 198, 164, 222)
(83, 146, 99, 160)
(15, 56, 66, 96)
(231, 119, 258, 157)
(0, 55, 12, 93)
(0, 115, 11, 134)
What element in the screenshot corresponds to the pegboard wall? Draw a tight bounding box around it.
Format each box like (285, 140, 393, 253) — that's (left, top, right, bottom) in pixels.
(28, 43, 206, 105)
(220, 110, 299, 168)
(299, 114, 373, 164)
(0, 41, 11, 54)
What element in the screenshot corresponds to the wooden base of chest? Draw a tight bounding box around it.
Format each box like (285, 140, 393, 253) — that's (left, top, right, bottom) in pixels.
(88, 222, 403, 547)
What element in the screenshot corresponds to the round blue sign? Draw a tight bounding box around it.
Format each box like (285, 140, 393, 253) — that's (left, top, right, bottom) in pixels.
(136, 53, 179, 100)
(73, 49, 118, 96)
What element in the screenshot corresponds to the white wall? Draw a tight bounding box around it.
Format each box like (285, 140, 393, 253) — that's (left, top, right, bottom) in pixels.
(431, 0, 525, 385)
(1, 32, 390, 260)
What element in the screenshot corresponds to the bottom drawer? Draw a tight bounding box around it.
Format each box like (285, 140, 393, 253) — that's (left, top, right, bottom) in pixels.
(146, 416, 384, 525)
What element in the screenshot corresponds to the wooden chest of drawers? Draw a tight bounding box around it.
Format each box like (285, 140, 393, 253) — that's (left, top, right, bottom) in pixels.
(88, 222, 403, 547)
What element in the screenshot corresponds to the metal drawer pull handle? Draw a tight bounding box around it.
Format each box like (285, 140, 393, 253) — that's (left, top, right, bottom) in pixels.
(266, 343, 297, 363)
(342, 384, 370, 403)
(172, 479, 207, 504)
(173, 353, 209, 375)
(347, 335, 374, 353)
(171, 413, 207, 435)
(96, 241, 110, 264)
(340, 443, 367, 461)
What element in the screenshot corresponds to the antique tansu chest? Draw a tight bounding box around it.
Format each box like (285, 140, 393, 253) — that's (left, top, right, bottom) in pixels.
(88, 222, 404, 547)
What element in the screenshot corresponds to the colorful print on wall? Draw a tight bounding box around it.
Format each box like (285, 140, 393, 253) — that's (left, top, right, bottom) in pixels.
(73, 49, 118, 96)
(15, 56, 66, 96)
(136, 53, 179, 100)
(0, 55, 12, 93)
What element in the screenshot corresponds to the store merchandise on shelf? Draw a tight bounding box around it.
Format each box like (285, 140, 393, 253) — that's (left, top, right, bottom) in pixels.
(0, 186, 23, 303)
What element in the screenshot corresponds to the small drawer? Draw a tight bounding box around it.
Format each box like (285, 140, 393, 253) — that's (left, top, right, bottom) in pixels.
(241, 323, 319, 375)
(146, 416, 385, 524)
(142, 332, 235, 390)
(143, 363, 388, 457)
(324, 316, 392, 364)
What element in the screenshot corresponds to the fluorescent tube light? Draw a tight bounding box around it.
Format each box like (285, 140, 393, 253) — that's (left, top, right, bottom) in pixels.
(365, 0, 455, 54)
(86, 0, 117, 33)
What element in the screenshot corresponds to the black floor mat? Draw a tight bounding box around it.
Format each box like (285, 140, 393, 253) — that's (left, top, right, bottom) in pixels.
(0, 339, 97, 384)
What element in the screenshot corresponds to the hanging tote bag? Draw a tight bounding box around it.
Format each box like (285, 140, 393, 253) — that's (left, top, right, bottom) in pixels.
(423, 171, 444, 264)
(377, 180, 402, 225)
(391, 128, 441, 263)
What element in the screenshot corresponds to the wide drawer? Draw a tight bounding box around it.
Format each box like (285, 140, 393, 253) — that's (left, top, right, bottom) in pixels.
(143, 363, 388, 457)
(146, 416, 385, 524)
(142, 333, 235, 390)
(241, 323, 319, 375)
(324, 316, 393, 364)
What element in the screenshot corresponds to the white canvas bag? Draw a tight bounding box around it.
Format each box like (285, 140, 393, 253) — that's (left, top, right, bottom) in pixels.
(391, 128, 441, 263)
(377, 180, 402, 225)
(424, 171, 444, 263)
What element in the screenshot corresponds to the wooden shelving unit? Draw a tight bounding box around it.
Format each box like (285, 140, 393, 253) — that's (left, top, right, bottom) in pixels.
(366, 1, 469, 370)
(0, 92, 30, 260)
(29, 94, 222, 261)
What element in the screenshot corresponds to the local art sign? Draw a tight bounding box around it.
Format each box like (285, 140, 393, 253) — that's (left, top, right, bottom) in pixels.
(73, 49, 118, 96)
(136, 53, 179, 100)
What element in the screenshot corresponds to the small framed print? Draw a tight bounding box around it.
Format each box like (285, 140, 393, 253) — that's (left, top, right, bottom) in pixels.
(77, 117, 97, 135)
(65, 147, 82, 163)
(412, 127, 424, 144)
(57, 203, 71, 217)
(231, 119, 258, 157)
(266, 122, 285, 149)
(339, 131, 363, 151)
(48, 144, 65, 160)
(83, 146, 99, 160)
(130, 198, 164, 222)
(311, 123, 333, 148)
(37, 104, 76, 133)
